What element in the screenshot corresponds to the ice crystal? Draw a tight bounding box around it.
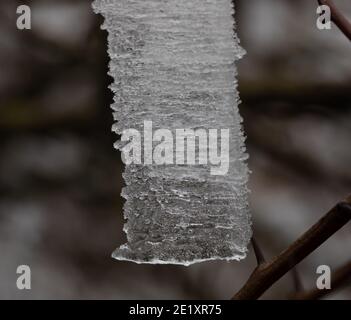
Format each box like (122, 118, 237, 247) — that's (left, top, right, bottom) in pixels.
(92, 0, 252, 265)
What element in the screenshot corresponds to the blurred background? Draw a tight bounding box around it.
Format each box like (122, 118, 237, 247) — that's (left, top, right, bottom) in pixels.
(0, 0, 350, 299)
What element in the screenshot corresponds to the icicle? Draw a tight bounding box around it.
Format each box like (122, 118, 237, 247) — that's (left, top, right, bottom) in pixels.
(92, 0, 251, 266)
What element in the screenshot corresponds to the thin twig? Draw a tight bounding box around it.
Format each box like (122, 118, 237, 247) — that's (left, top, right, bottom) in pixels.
(232, 196, 351, 300)
(251, 237, 266, 265)
(291, 267, 304, 293)
(293, 260, 351, 300)
(318, 0, 351, 41)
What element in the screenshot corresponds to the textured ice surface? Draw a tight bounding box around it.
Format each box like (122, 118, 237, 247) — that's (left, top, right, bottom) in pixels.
(93, 0, 252, 265)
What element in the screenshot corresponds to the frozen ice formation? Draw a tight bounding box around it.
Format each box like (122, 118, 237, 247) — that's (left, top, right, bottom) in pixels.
(92, 0, 252, 265)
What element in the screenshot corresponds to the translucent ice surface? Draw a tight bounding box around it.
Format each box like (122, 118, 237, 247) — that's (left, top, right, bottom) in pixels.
(92, 0, 252, 265)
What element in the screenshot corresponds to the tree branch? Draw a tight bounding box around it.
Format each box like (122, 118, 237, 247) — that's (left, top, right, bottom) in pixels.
(293, 260, 351, 300)
(291, 267, 304, 293)
(251, 237, 266, 265)
(232, 196, 351, 300)
(318, 0, 351, 41)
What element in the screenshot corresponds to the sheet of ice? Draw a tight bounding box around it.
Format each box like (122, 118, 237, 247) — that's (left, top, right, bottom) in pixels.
(92, 0, 252, 265)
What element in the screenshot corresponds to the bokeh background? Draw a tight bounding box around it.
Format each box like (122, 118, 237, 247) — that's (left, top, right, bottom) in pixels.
(0, 0, 350, 299)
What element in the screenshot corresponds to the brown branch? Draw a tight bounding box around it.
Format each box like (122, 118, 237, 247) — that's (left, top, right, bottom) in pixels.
(318, 0, 351, 41)
(251, 237, 266, 265)
(291, 267, 304, 293)
(232, 196, 351, 300)
(293, 260, 351, 300)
